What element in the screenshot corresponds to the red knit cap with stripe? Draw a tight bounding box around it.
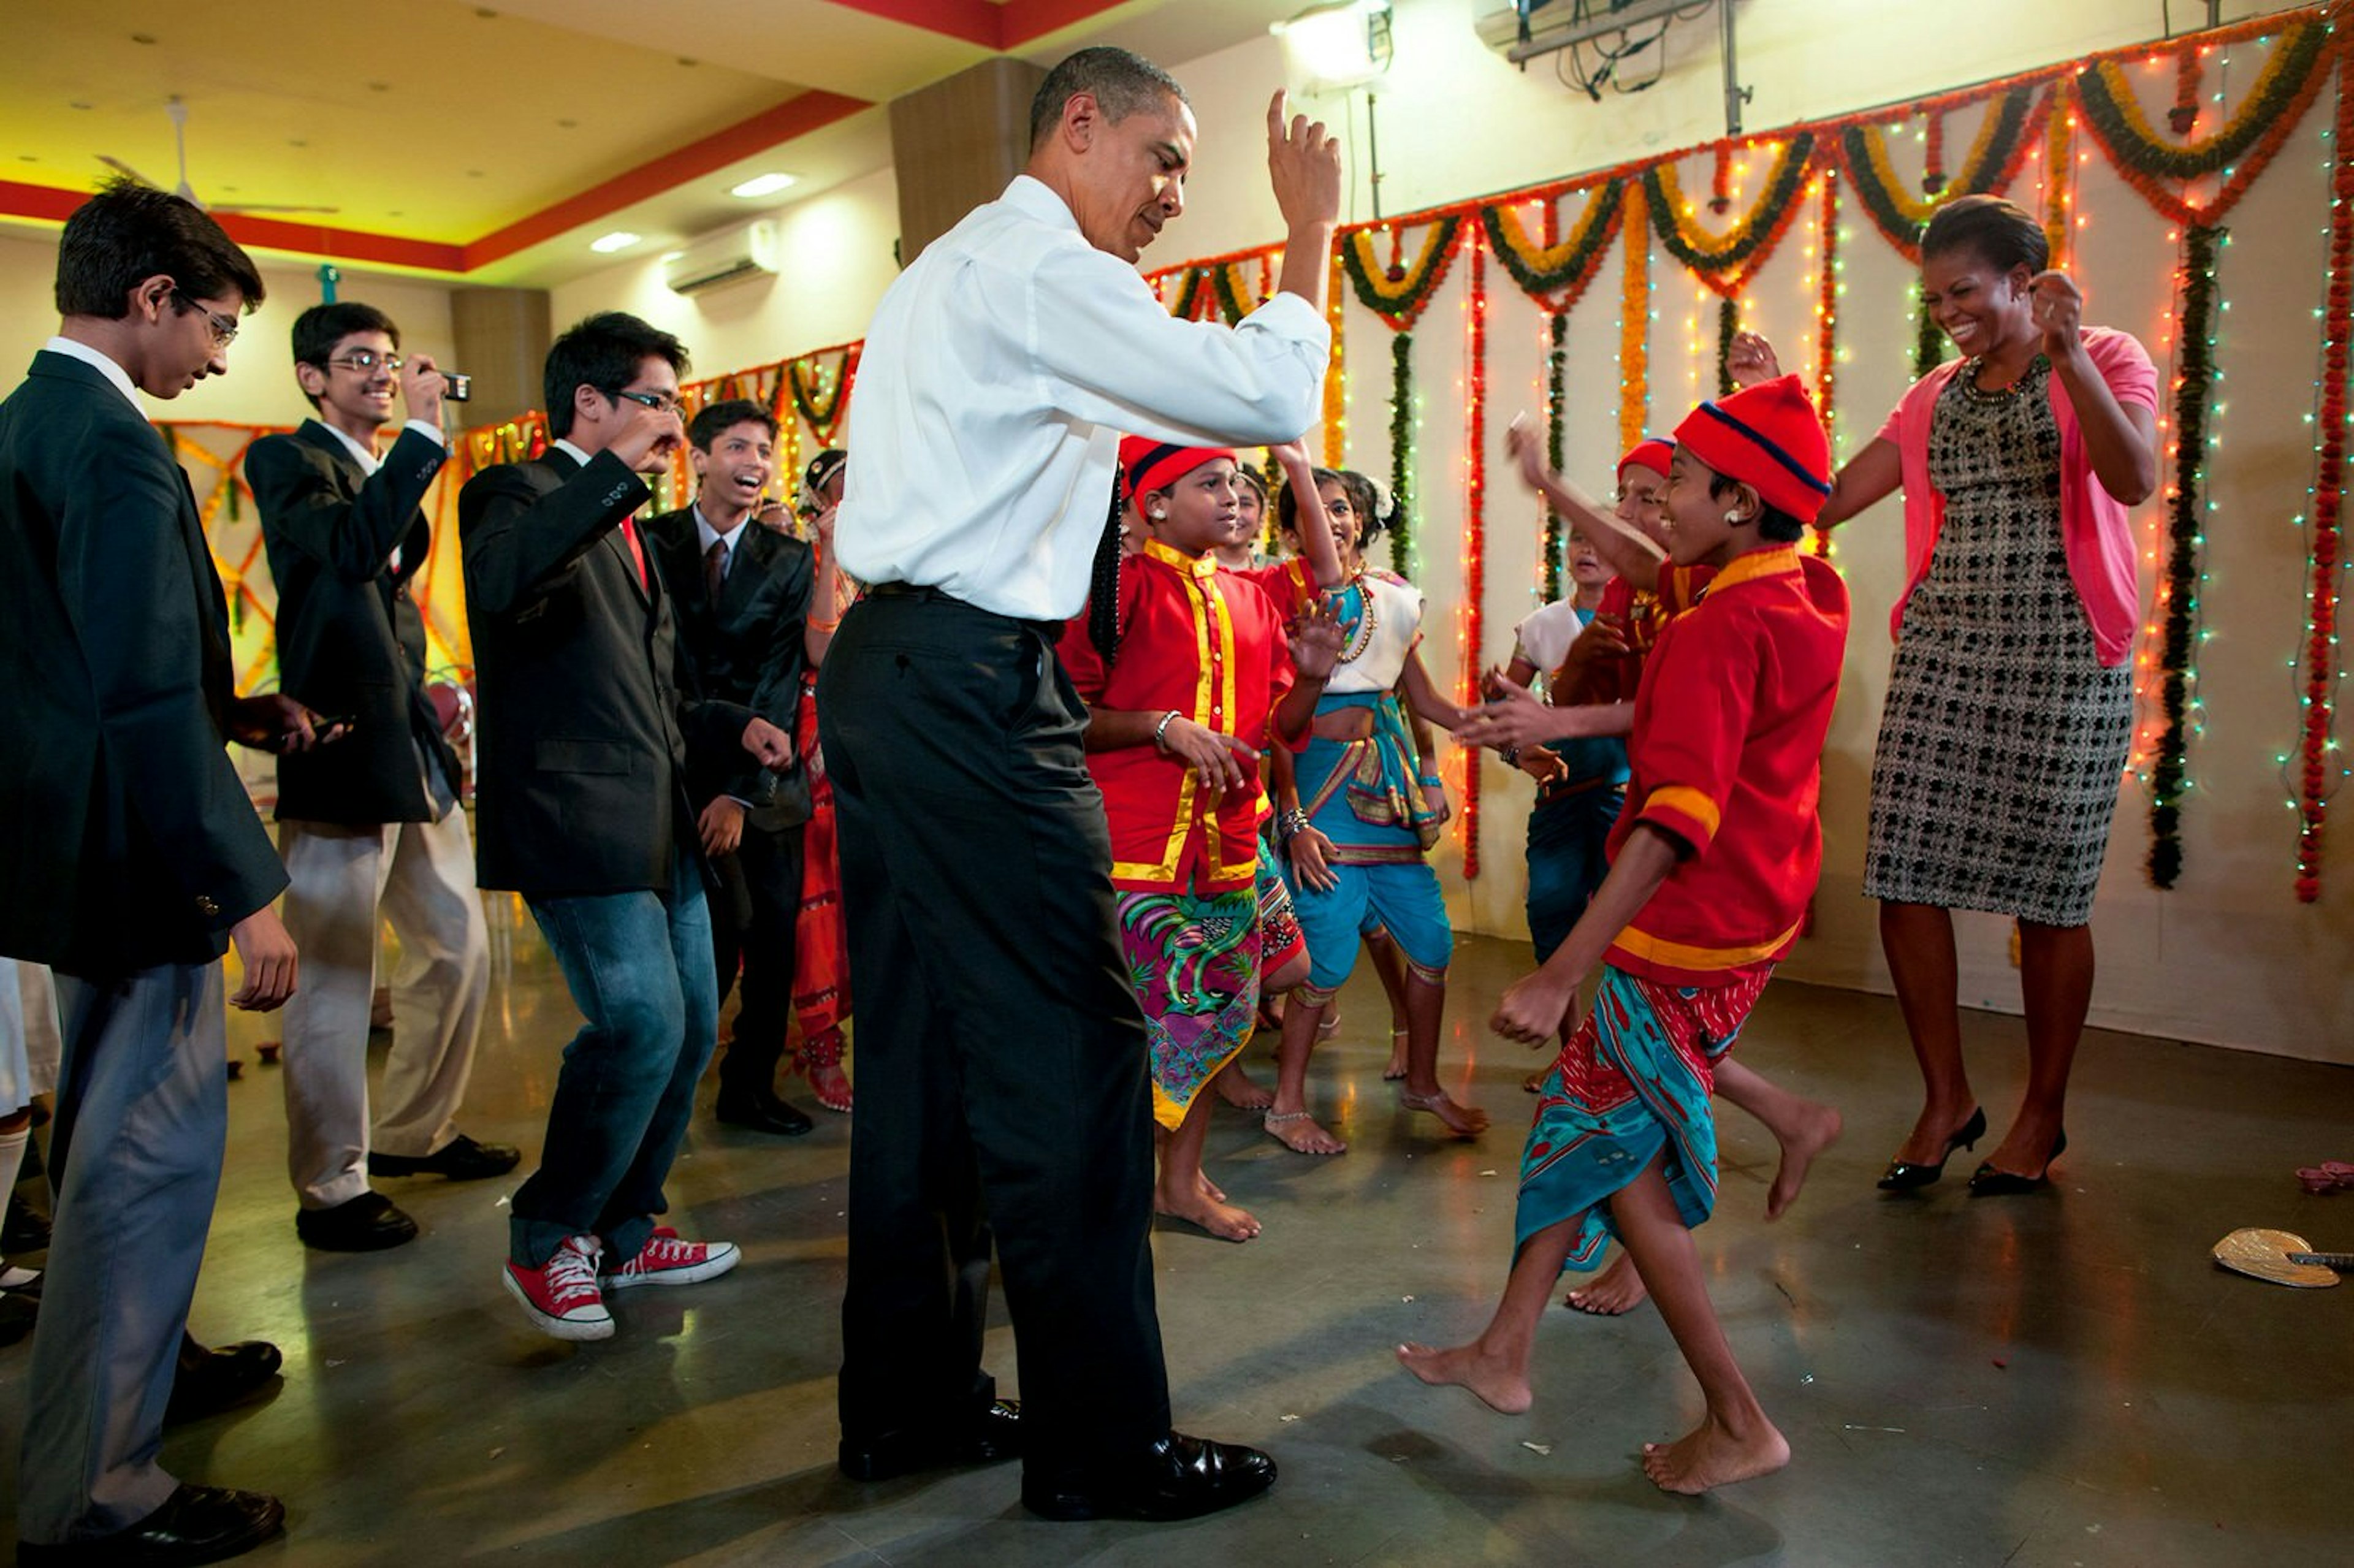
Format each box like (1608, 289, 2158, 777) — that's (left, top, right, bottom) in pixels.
(1119, 435, 1236, 503)
(1616, 437, 1675, 484)
(1670, 375, 1834, 524)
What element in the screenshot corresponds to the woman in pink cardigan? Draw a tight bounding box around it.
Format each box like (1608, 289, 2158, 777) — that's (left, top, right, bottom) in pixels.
(1732, 196, 2157, 1197)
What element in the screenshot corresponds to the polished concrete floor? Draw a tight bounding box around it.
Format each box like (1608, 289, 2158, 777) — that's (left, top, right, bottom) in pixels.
(2, 899, 2349, 1567)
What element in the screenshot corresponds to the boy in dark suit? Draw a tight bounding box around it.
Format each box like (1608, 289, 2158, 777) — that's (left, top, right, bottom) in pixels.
(459, 314, 793, 1341)
(249, 302, 511, 1255)
(645, 398, 816, 1137)
(0, 181, 322, 1565)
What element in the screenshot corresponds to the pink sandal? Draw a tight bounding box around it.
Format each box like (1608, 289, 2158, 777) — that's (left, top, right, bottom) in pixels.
(2295, 1160, 2354, 1195)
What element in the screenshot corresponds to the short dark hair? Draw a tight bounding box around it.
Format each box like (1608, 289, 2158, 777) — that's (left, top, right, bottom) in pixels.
(1236, 466, 1271, 508)
(688, 398, 777, 452)
(1921, 194, 2049, 277)
(1276, 465, 1388, 544)
(55, 177, 265, 321)
(1708, 473, 1805, 543)
(1028, 46, 1187, 150)
(543, 311, 687, 439)
(291, 301, 398, 409)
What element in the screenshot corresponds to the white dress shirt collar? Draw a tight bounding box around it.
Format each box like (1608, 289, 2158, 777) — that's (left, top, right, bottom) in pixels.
(691, 502, 749, 559)
(43, 337, 142, 413)
(551, 438, 593, 468)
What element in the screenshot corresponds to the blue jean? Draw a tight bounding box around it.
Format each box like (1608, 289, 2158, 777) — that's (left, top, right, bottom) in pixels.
(512, 848, 717, 1268)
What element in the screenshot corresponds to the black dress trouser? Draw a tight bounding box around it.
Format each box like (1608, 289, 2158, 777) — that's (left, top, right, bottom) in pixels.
(817, 588, 1171, 1479)
(710, 821, 804, 1095)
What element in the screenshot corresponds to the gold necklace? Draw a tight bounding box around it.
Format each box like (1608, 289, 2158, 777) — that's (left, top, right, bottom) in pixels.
(1338, 574, 1379, 663)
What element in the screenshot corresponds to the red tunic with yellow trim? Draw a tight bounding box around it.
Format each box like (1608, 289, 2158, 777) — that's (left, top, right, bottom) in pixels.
(1563, 563, 1712, 706)
(1057, 541, 1319, 894)
(1604, 545, 1848, 986)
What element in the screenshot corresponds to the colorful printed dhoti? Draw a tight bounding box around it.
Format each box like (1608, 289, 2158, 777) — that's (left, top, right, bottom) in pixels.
(1118, 885, 1263, 1129)
(1515, 964, 1772, 1270)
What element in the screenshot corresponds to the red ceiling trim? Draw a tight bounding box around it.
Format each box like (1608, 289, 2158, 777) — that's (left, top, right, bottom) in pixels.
(463, 89, 872, 268)
(817, 0, 1002, 47)
(815, 0, 1132, 50)
(1001, 0, 1135, 48)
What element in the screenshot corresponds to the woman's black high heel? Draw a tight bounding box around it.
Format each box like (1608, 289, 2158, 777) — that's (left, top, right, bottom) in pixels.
(1876, 1106, 1987, 1191)
(1967, 1126, 2067, 1197)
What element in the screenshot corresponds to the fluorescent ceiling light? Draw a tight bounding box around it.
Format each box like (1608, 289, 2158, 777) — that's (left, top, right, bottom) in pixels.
(658, 250, 684, 262)
(589, 230, 642, 253)
(730, 172, 798, 199)
(1272, 0, 1392, 93)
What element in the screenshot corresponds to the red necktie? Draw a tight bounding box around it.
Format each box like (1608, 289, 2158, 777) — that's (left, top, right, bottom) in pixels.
(619, 515, 649, 590)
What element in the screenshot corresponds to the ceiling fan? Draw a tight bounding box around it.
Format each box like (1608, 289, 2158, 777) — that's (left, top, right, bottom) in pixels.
(98, 96, 339, 216)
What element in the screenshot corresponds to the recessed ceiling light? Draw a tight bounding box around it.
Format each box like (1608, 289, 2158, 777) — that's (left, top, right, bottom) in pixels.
(590, 231, 641, 253)
(730, 172, 797, 199)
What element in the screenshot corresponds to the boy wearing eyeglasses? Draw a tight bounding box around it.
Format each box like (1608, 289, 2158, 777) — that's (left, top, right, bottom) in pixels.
(247, 303, 512, 1258)
(459, 312, 794, 1341)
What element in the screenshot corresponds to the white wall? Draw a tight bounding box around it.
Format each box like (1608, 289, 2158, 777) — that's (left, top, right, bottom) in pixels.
(546, 168, 901, 377)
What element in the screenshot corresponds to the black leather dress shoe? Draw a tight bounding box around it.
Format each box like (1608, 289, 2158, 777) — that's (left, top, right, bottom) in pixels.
(4, 1191, 52, 1252)
(17, 1483, 284, 1564)
(715, 1087, 814, 1137)
(1022, 1432, 1278, 1522)
(839, 1398, 1022, 1482)
(167, 1339, 283, 1426)
(368, 1132, 522, 1181)
(294, 1191, 419, 1252)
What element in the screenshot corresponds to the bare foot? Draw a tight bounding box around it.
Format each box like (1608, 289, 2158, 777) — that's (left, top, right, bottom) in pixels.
(1197, 1170, 1227, 1205)
(1640, 1412, 1790, 1494)
(1156, 1186, 1261, 1241)
(1263, 1108, 1347, 1155)
(1216, 1065, 1276, 1111)
(807, 1059, 853, 1114)
(1382, 1028, 1409, 1080)
(1396, 1341, 1531, 1415)
(1563, 1254, 1648, 1315)
(1522, 1068, 1548, 1094)
(1766, 1102, 1842, 1220)
(1401, 1090, 1490, 1138)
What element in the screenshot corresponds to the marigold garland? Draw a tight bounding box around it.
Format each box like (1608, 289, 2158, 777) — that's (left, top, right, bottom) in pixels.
(1389, 332, 1416, 574)
(2076, 18, 2335, 225)
(1544, 311, 1569, 598)
(1618, 181, 1651, 455)
(1643, 132, 1818, 294)
(788, 348, 858, 443)
(1482, 180, 1626, 306)
(1461, 230, 1488, 879)
(2044, 81, 2075, 270)
(2295, 48, 2354, 902)
(2147, 221, 2222, 889)
(1838, 83, 2053, 258)
(1325, 247, 1348, 466)
(1716, 297, 1739, 397)
(1341, 217, 1465, 327)
(1812, 170, 1840, 559)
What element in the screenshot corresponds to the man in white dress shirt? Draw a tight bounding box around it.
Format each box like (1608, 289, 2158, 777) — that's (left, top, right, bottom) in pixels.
(822, 46, 1341, 1522)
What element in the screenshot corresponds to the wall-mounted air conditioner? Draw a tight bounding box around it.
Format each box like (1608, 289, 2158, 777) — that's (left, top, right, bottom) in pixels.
(663, 221, 780, 295)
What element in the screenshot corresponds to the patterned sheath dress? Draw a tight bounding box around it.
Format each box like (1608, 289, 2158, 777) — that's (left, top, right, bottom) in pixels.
(1862, 356, 2133, 927)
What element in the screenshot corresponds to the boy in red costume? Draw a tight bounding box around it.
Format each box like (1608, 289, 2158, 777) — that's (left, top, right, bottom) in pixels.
(1400, 376, 1849, 1496)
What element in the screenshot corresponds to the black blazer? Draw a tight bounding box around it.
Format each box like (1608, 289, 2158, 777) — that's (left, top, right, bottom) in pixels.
(459, 445, 752, 898)
(644, 505, 812, 831)
(0, 350, 289, 976)
(249, 419, 462, 824)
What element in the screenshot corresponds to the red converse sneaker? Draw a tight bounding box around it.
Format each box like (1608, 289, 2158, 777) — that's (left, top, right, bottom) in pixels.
(601, 1227, 741, 1291)
(502, 1236, 612, 1341)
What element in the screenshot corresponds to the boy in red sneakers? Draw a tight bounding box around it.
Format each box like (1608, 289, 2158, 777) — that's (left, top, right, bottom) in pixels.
(1398, 375, 1848, 1495)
